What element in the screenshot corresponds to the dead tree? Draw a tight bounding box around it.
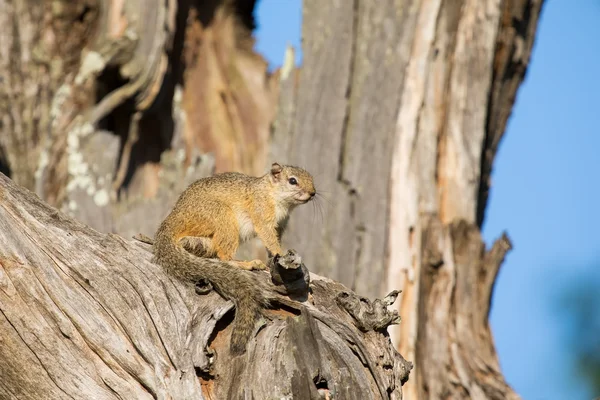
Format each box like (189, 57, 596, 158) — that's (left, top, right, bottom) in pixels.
(272, 1, 544, 398)
(0, 0, 544, 399)
(0, 172, 411, 398)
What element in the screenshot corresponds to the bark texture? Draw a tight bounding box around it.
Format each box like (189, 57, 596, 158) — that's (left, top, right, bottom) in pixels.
(272, 0, 544, 399)
(0, 0, 277, 241)
(0, 172, 411, 399)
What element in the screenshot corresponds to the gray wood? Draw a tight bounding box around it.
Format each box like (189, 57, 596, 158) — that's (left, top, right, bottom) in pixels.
(0, 172, 411, 399)
(271, 0, 545, 398)
(0, 0, 176, 201)
(274, 0, 419, 296)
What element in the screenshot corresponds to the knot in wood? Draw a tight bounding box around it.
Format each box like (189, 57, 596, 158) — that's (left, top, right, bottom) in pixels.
(336, 290, 401, 331)
(268, 249, 310, 298)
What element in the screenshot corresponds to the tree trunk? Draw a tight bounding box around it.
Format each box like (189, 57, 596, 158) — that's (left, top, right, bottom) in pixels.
(272, 0, 544, 399)
(0, 0, 545, 398)
(0, 172, 411, 399)
(0, 0, 277, 240)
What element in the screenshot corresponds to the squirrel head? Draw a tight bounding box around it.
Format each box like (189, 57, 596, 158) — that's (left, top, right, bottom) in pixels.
(268, 162, 316, 205)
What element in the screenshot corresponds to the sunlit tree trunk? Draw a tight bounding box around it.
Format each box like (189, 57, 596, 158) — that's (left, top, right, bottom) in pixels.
(272, 0, 544, 398)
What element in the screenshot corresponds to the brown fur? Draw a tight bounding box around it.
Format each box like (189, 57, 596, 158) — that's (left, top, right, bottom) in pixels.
(153, 163, 315, 355)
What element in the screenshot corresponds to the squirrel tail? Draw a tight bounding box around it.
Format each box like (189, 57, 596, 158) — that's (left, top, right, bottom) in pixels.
(153, 227, 268, 355)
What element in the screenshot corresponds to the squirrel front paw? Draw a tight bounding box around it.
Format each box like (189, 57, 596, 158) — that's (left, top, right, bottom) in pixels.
(231, 259, 267, 271)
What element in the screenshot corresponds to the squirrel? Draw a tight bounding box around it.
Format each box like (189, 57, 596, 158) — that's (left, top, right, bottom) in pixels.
(152, 162, 316, 355)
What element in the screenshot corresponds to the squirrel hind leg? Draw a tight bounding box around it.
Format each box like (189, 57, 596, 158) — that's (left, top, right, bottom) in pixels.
(213, 215, 241, 261)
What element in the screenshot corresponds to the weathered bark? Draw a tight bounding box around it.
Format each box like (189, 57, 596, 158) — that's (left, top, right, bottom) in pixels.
(0, 172, 411, 399)
(0, 0, 276, 241)
(272, 0, 544, 399)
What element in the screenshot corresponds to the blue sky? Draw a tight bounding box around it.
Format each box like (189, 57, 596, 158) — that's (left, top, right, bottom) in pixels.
(254, 1, 600, 399)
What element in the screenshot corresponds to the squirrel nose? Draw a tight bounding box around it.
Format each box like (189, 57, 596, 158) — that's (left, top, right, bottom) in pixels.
(309, 191, 316, 198)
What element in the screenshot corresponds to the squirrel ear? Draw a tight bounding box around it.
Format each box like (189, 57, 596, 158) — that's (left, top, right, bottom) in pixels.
(270, 163, 282, 178)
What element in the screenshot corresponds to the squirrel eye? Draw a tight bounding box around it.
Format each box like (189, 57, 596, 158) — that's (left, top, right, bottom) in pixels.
(288, 177, 298, 185)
